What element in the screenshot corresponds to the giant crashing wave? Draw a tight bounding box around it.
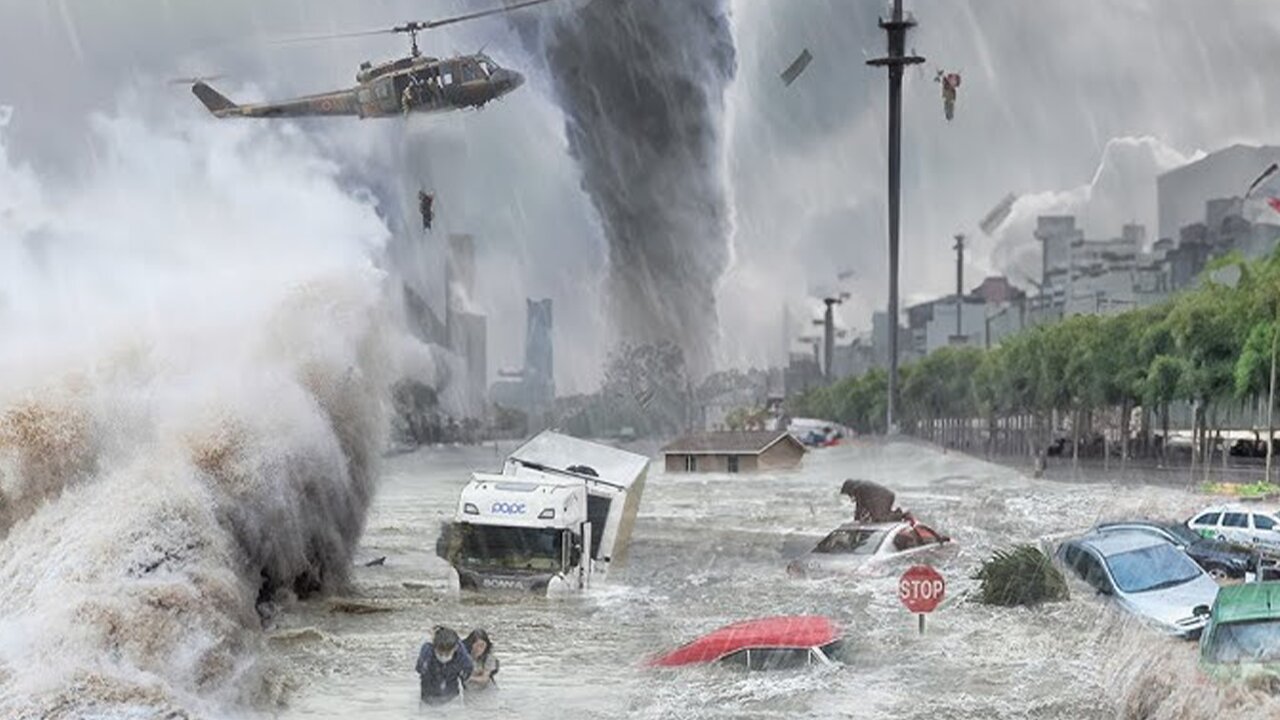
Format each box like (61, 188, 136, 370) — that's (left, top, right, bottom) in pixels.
(0, 105, 397, 717)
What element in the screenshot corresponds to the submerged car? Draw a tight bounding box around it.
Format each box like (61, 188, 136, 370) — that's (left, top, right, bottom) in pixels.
(1056, 530, 1218, 638)
(786, 520, 952, 577)
(1187, 506, 1280, 553)
(1094, 520, 1262, 580)
(1200, 582, 1280, 683)
(650, 615, 844, 670)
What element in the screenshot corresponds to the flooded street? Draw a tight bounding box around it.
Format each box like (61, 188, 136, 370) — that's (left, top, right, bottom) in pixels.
(265, 440, 1245, 719)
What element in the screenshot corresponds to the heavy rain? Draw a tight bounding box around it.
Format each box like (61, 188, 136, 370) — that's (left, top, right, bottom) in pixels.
(3, 1, 1280, 719)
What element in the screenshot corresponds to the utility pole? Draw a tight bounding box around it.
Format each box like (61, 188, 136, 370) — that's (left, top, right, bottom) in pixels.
(868, 0, 924, 433)
(1268, 296, 1279, 485)
(954, 233, 965, 340)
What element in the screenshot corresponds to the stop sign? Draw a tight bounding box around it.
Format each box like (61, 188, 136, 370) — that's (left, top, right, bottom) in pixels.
(899, 565, 945, 614)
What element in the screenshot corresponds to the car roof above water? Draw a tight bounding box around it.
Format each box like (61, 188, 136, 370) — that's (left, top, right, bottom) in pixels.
(1194, 505, 1280, 516)
(834, 521, 905, 532)
(1073, 530, 1168, 557)
(650, 615, 841, 667)
(1095, 520, 1170, 532)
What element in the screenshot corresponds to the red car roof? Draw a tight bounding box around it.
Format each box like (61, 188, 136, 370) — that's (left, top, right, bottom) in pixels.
(650, 615, 841, 667)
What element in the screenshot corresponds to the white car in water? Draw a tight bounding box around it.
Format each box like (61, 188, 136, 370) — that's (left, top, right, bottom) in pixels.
(1187, 506, 1280, 553)
(786, 520, 953, 577)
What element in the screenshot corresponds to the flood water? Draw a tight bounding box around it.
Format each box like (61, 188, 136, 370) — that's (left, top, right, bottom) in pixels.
(264, 439, 1278, 720)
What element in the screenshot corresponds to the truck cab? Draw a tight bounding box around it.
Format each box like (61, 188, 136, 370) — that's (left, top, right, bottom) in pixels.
(444, 471, 589, 593)
(438, 431, 649, 595)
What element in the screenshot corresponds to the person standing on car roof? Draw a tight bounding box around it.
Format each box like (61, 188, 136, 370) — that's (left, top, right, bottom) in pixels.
(840, 479, 906, 523)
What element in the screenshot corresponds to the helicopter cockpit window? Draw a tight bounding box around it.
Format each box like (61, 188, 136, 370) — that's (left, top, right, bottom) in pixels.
(457, 60, 483, 83)
(477, 59, 495, 78)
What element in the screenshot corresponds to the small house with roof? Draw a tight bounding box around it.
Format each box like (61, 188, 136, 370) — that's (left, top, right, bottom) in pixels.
(661, 430, 805, 474)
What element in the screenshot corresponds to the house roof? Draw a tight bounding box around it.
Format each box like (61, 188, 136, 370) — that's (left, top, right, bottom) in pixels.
(661, 430, 802, 456)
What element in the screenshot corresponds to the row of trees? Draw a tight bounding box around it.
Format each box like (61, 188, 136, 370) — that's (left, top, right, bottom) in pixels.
(791, 250, 1280, 470)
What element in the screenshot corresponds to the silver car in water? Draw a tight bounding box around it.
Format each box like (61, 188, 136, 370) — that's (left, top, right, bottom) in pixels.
(1056, 530, 1218, 639)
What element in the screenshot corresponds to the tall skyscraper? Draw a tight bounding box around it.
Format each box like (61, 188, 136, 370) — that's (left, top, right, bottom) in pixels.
(524, 299, 555, 416)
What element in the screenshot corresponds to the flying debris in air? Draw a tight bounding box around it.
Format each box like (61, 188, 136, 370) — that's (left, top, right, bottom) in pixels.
(1244, 163, 1280, 223)
(419, 191, 436, 231)
(781, 49, 814, 87)
(935, 70, 961, 121)
(634, 387, 656, 410)
(979, 193, 1018, 236)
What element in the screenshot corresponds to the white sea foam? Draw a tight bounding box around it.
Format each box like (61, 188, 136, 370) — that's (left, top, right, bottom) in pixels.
(0, 104, 400, 718)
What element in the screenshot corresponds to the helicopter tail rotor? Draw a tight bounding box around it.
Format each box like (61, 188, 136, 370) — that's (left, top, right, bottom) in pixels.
(169, 74, 226, 86)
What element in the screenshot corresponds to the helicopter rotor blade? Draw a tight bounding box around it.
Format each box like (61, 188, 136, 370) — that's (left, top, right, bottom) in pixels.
(270, 0, 554, 47)
(410, 0, 557, 32)
(269, 27, 398, 46)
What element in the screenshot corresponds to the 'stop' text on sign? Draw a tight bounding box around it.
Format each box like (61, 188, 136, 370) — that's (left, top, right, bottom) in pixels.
(899, 565, 945, 614)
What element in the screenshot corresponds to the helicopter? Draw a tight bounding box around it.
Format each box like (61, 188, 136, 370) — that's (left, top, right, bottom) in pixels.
(191, 0, 553, 120)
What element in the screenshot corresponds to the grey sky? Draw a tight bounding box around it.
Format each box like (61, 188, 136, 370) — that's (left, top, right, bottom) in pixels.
(2, 0, 1279, 385)
(723, 0, 1280, 367)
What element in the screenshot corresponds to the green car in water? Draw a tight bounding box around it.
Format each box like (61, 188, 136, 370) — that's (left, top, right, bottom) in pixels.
(1200, 582, 1280, 682)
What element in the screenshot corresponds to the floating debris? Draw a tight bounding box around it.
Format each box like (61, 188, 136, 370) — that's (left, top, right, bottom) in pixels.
(328, 600, 393, 615)
(268, 627, 331, 645)
(972, 545, 1069, 606)
(979, 193, 1018, 236)
(781, 48, 813, 86)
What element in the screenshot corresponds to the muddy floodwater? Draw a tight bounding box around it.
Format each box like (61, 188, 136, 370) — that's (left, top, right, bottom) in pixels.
(262, 440, 1280, 719)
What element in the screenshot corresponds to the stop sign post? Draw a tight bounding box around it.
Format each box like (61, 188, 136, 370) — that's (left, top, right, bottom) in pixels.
(899, 565, 945, 634)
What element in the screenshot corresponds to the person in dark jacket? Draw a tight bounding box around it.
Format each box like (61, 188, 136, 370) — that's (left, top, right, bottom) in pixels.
(416, 626, 473, 705)
(840, 479, 906, 523)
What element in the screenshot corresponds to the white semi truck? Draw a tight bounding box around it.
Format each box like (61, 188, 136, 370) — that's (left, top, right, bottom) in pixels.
(436, 431, 649, 594)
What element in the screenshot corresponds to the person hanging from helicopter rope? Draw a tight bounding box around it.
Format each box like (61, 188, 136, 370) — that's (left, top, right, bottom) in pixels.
(419, 190, 435, 232)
